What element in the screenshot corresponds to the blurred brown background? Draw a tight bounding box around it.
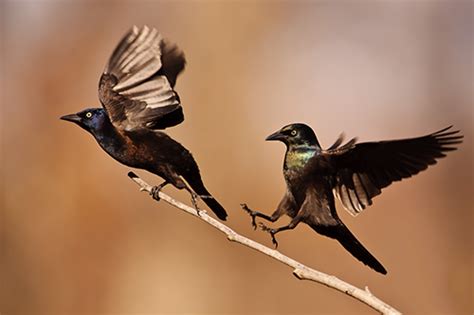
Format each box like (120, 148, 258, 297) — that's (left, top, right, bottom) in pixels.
(1, 1, 473, 314)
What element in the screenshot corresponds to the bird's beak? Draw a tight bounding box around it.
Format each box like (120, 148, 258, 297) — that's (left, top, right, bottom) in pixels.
(265, 130, 285, 141)
(60, 113, 82, 124)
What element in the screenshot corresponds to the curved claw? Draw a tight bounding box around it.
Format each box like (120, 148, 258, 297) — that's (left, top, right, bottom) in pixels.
(240, 203, 250, 213)
(189, 192, 201, 215)
(150, 186, 162, 201)
(258, 223, 279, 248)
(251, 217, 257, 230)
(150, 181, 169, 201)
(241, 203, 258, 229)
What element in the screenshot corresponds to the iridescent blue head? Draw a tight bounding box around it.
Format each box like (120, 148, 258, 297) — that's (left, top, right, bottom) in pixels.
(60, 108, 110, 135)
(266, 123, 321, 149)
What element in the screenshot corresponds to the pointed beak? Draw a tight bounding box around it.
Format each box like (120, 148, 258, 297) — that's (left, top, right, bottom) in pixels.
(265, 130, 285, 141)
(60, 113, 82, 123)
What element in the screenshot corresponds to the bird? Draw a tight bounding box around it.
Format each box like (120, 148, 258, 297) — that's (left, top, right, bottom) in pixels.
(242, 123, 462, 274)
(60, 25, 227, 220)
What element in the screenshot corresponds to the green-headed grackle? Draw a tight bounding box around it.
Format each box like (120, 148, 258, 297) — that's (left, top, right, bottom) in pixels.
(61, 25, 227, 220)
(243, 123, 462, 274)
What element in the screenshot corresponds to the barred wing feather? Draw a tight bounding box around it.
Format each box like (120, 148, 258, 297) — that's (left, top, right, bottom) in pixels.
(99, 25, 186, 131)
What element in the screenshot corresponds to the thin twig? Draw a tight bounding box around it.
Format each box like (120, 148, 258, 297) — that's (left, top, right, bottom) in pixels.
(127, 171, 401, 315)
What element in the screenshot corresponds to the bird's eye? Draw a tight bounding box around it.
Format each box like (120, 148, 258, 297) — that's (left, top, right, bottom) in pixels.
(291, 130, 297, 136)
(85, 112, 92, 118)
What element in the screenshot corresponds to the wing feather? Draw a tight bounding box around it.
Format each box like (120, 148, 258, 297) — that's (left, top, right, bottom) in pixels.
(326, 127, 462, 216)
(99, 25, 186, 131)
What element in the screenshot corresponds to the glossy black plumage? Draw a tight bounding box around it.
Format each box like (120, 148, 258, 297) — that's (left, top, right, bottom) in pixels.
(243, 123, 462, 274)
(61, 26, 227, 220)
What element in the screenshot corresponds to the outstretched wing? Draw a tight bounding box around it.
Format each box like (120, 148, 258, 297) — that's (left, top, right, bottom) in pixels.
(327, 126, 463, 216)
(98, 25, 186, 131)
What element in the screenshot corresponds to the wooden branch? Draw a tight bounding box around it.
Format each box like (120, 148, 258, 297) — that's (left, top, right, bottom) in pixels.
(127, 172, 401, 315)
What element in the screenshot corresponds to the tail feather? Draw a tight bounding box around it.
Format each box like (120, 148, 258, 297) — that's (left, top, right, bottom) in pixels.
(336, 225, 387, 274)
(311, 223, 387, 274)
(186, 176, 228, 221)
(201, 195, 228, 221)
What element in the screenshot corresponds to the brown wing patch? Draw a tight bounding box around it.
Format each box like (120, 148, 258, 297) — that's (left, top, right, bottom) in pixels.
(98, 26, 185, 131)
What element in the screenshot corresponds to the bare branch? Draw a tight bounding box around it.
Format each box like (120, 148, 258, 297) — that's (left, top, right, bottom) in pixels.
(128, 171, 401, 315)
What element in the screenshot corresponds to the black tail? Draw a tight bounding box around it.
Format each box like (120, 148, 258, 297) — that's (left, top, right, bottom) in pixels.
(201, 195, 228, 221)
(312, 223, 387, 275)
(186, 176, 228, 221)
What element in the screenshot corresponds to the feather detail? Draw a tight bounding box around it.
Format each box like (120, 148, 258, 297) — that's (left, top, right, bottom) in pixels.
(99, 25, 186, 131)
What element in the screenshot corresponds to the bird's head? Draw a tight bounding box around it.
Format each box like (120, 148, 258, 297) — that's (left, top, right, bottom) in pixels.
(60, 108, 108, 134)
(266, 123, 321, 149)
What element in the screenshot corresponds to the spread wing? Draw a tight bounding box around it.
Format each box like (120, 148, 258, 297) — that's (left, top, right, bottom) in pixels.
(98, 25, 186, 131)
(327, 126, 463, 216)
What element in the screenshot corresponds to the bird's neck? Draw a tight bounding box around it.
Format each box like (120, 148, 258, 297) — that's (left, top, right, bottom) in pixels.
(90, 117, 126, 154)
(284, 145, 319, 172)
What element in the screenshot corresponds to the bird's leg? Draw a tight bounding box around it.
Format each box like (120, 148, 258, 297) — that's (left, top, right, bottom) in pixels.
(240, 203, 284, 230)
(258, 215, 303, 248)
(150, 181, 169, 201)
(170, 177, 204, 216)
(184, 186, 203, 217)
(241, 204, 273, 229)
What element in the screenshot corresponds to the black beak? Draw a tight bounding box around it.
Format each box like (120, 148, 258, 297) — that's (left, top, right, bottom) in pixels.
(60, 113, 82, 123)
(265, 130, 285, 141)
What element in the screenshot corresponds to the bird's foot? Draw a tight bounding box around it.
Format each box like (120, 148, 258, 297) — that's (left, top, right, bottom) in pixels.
(150, 186, 162, 201)
(258, 222, 279, 248)
(190, 192, 203, 217)
(150, 181, 169, 201)
(240, 203, 258, 230)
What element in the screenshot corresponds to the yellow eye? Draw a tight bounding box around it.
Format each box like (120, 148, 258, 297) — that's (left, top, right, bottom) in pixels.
(85, 112, 92, 118)
(291, 130, 297, 136)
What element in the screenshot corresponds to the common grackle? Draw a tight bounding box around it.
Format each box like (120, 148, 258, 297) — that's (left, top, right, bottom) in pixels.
(61, 25, 227, 220)
(243, 123, 462, 274)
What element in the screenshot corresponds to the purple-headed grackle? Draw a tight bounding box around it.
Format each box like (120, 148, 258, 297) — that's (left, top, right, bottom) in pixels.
(243, 123, 462, 274)
(61, 26, 227, 220)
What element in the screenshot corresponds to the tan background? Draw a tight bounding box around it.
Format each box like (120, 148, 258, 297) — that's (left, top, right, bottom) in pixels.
(1, 1, 473, 314)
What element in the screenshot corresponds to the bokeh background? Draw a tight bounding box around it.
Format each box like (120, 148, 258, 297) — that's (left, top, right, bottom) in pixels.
(1, 1, 473, 314)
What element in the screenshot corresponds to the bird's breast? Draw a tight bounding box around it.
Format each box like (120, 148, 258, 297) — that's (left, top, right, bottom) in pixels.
(284, 148, 316, 171)
(283, 148, 317, 193)
(94, 129, 151, 168)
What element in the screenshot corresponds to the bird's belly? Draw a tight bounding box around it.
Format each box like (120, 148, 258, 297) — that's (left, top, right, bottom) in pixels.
(284, 173, 307, 205)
